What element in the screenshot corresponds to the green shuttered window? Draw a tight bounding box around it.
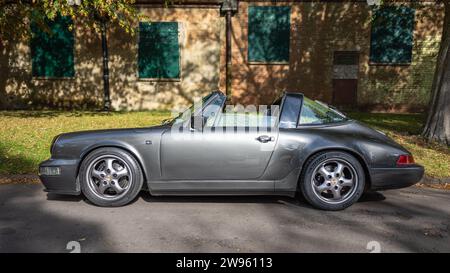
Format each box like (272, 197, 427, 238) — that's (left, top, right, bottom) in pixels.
(248, 6, 290, 63)
(31, 16, 75, 78)
(138, 22, 180, 79)
(370, 6, 415, 64)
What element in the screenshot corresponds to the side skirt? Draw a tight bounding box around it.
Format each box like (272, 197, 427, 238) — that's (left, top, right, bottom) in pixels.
(149, 191, 296, 197)
(147, 180, 274, 193)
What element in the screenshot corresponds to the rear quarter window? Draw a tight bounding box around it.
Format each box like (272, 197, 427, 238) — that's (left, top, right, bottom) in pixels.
(299, 98, 347, 125)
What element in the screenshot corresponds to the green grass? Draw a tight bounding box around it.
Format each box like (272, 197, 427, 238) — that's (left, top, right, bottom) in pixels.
(0, 110, 448, 178)
(348, 112, 450, 178)
(0, 111, 170, 175)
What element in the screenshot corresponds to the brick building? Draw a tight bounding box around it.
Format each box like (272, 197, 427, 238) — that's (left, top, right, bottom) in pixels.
(0, 0, 444, 112)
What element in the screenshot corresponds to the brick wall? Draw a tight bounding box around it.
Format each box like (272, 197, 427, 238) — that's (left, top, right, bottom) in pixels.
(228, 1, 444, 112)
(0, 6, 222, 110)
(0, 1, 444, 112)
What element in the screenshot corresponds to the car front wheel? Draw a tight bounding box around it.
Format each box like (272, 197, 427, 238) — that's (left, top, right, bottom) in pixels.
(79, 147, 144, 207)
(300, 151, 365, 211)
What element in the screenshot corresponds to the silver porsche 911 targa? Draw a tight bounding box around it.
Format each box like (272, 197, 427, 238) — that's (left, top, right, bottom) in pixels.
(39, 91, 423, 210)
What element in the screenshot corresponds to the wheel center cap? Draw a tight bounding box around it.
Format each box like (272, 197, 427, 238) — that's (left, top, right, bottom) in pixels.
(106, 175, 112, 181)
(331, 178, 337, 185)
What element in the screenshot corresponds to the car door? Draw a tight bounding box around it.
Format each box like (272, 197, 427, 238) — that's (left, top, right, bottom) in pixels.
(160, 96, 278, 181)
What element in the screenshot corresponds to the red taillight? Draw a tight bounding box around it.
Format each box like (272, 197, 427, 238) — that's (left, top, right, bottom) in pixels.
(397, 155, 415, 165)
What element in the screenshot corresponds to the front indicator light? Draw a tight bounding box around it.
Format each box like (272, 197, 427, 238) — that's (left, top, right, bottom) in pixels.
(397, 155, 415, 166)
(39, 167, 61, 176)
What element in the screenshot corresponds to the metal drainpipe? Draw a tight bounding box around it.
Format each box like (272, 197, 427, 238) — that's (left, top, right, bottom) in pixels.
(225, 10, 232, 102)
(101, 20, 111, 111)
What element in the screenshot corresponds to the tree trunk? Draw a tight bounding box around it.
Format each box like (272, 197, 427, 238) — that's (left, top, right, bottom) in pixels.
(100, 19, 111, 111)
(0, 39, 9, 109)
(422, 1, 450, 145)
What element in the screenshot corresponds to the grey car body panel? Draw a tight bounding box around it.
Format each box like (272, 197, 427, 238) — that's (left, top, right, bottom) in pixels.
(160, 129, 278, 180)
(39, 91, 424, 196)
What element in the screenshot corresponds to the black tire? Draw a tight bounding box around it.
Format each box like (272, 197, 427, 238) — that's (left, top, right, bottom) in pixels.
(79, 147, 144, 207)
(299, 151, 365, 211)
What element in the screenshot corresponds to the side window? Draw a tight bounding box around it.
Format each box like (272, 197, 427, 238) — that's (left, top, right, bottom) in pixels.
(279, 95, 302, 129)
(299, 98, 346, 125)
(248, 6, 290, 63)
(370, 6, 415, 64)
(215, 113, 277, 128)
(30, 16, 75, 78)
(138, 22, 180, 79)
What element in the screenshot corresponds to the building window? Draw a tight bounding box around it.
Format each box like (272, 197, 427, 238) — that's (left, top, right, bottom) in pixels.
(30, 16, 75, 78)
(370, 6, 415, 64)
(138, 22, 180, 79)
(248, 6, 290, 63)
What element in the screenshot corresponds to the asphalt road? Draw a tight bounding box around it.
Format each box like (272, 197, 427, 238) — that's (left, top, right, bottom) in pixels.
(0, 184, 449, 253)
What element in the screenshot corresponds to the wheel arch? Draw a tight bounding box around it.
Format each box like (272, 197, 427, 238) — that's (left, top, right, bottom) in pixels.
(298, 147, 372, 191)
(76, 144, 148, 187)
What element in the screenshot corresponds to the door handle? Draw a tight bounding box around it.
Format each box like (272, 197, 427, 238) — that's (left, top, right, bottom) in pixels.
(256, 135, 274, 143)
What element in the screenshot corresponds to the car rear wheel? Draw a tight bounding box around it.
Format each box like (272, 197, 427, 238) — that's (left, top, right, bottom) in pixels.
(80, 147, 143, 207)
(299, 151, 365, 211)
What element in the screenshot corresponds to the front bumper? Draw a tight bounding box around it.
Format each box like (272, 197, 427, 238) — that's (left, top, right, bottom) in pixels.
(370, 165, 424, 190)
(39, 158, 81, 195)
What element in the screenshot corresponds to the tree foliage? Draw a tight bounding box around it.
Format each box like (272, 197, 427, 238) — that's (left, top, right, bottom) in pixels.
(0, 0, 140, 42)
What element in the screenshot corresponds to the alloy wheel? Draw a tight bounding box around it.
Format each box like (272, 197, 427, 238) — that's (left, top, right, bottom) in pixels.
(86, 155, 133, 200)
(311, 159, 358, 204)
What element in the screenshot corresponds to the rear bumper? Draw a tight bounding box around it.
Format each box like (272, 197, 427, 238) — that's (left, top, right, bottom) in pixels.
(38, 158, 81, 195)
(370, 165, 424, 190)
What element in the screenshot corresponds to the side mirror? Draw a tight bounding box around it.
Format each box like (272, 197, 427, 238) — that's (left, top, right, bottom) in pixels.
(190, 115, 207, 131)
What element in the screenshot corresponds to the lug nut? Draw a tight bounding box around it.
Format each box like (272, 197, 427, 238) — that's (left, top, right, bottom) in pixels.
(327, 183, 331, 186)
(113, 174, 117, 178)
(334, 186, 339, 189)
(103, 181, 107, 185)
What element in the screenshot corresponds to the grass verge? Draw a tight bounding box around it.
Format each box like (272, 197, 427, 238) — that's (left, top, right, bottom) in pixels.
(0, 110, 170, 175)
(348, 112, 450, 179)
(0, 110, 448, 179)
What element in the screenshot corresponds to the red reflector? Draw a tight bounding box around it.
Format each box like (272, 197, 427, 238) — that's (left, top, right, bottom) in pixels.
(397, 155, 415, 165)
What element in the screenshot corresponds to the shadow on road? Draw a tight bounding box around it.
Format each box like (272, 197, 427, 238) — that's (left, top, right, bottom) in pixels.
(141, 193, 309, 206)
(358, 191, 386, 202)
(1, 184, 449, 252)
(46, 193, 84, 202)
(0, 184, 116, 253)
(45, 189, 387, 208)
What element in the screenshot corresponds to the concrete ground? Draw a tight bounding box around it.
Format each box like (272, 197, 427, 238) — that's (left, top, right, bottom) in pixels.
(0, 184, 449, 253)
